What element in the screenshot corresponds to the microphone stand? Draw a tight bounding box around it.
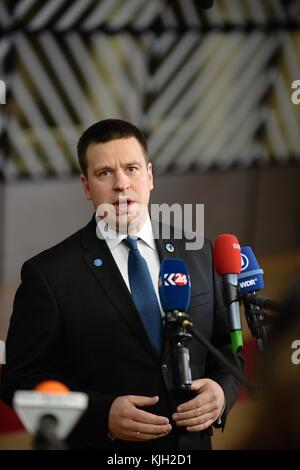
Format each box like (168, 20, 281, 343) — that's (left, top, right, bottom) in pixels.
(165, 311, 256, 394)
(241, 292, 284, 314)
(239, 292, 282, 352)
(165, 311, 193, 390)
(33, 415, 68, 450)
(165, 290, 284, 392)
(242, 297, 269, 352)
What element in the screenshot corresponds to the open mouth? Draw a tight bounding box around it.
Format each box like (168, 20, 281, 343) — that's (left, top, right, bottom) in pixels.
(113, 197, 134, 213)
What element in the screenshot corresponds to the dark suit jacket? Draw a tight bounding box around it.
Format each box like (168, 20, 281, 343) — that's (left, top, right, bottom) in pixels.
(1, 217, 243, 450)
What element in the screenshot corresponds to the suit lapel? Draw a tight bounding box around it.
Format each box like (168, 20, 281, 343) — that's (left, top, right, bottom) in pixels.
(80, 218, 158, 361)
(152, 221, 180, 262)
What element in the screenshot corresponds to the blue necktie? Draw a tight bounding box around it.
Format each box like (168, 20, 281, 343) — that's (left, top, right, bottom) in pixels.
(123, 236, 163, 354)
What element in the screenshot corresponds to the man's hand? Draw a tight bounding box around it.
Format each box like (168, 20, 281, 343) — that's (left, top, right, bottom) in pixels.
(172, 379, 225, 432)
(108, 395, 172, 441)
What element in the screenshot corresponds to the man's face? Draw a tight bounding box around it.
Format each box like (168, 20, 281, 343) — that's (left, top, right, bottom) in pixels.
(80, 137, 154, 231)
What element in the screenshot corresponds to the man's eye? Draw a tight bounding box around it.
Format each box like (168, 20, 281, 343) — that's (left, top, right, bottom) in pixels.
(128, 166, 137, 173)
(99, 170, 110, 177)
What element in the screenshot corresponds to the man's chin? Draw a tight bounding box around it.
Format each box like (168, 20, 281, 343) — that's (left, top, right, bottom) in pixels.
(97, 202, 148, 234)
(116, 215, 140, 234)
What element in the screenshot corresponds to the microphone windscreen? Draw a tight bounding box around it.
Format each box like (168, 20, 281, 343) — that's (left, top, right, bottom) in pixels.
(159, 258, 191, 312)
(214, 234, 241, 275)
(35, 381, 69, 394)
(238, 246, 264, 292)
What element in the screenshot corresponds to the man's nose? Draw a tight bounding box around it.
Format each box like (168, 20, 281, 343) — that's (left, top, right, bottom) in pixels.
(113, 170, 130, 191)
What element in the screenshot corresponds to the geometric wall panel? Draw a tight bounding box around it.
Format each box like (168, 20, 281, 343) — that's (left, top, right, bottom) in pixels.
(1, 0, 300, 180)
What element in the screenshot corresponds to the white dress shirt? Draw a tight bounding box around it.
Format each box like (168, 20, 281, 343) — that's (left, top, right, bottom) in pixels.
(96, 215, 164, 316)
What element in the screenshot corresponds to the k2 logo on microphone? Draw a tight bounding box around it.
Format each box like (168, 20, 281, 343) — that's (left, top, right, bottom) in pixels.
(164, 273, 188, 286)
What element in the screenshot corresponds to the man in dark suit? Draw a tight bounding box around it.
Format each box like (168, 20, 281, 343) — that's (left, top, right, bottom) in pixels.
(1, 119, 243, 450)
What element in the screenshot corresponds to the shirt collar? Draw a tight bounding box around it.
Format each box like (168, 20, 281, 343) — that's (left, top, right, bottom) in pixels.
(95, 213, 156, 251)
(137, 215, 156, 250)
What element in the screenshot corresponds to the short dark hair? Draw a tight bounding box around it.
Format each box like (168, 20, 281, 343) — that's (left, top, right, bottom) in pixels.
(77, 119, 148, 176)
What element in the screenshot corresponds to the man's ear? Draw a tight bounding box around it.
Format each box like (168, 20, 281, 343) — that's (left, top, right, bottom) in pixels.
(80, 174, 92, 200)
(147, 162, 154, 191)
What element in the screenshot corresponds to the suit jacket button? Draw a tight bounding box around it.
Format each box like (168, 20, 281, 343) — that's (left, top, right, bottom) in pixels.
(161, 364, 168, 373)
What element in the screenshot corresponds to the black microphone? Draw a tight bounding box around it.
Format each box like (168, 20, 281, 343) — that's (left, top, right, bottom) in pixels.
(158, 258, 192, 390)
(241, 293, 284, 314)
(158, 258, 255, 393)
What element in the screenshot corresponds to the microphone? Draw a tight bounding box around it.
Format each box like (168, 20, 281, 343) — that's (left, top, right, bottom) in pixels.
(238, 246, 264, 292)
(13, 380, 88, 450)
(238, 246, 268, 352)
(241, 293, 284, 313)
(159, 258, 256, 393)
(159, 258, 192, 390)
(214, 234, 243, 353)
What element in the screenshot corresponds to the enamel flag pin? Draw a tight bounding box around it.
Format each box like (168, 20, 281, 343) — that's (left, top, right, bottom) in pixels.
(93, 259, 103, 267)
(165, 243, 175, 253)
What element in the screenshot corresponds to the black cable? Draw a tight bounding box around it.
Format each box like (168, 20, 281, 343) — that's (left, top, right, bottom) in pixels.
(183, 320, 256, 394)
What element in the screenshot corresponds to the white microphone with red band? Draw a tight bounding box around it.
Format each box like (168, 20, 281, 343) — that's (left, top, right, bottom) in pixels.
(13, 381, 88, 449)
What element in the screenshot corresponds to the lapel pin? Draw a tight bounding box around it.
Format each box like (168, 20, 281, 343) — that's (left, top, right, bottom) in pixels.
(93, 258, 103, 267)
(165, 243, 175, 253)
